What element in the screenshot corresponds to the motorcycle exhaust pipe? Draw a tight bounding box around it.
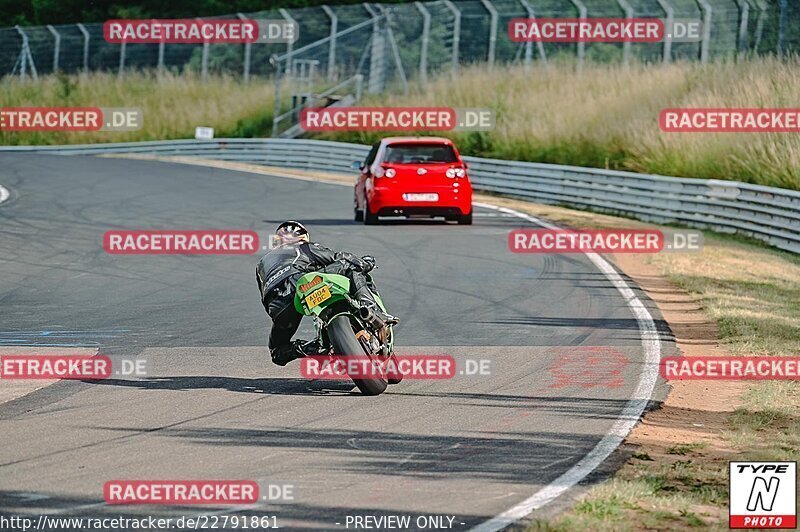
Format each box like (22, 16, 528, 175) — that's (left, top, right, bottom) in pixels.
(359, 305, 385, 329)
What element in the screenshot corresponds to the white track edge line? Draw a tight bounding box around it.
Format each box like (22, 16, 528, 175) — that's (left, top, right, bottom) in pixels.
(468, 202, 661, 532)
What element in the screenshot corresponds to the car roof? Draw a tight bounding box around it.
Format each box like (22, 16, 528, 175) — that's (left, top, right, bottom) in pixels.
(381, 136, 454, 146)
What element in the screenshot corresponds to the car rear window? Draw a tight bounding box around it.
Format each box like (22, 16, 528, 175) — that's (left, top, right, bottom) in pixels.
(383, 143, 458, 164)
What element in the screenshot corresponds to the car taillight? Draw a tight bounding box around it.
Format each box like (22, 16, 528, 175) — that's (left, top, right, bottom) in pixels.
(446, 167, 466, 178)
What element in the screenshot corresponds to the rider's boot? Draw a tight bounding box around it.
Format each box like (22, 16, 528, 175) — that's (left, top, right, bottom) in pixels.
(296, 338, 326, 357)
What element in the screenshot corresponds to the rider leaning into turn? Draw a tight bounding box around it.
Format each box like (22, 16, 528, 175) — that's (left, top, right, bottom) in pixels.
(256, 221, 397, 366)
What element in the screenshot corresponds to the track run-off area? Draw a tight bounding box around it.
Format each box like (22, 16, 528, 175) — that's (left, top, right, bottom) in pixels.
(0, 153, 673, 530)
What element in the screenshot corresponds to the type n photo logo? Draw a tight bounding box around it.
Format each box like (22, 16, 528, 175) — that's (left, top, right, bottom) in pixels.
(730, 462, 797, 529)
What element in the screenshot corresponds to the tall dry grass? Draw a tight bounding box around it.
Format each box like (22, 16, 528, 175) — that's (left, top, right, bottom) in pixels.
(3, 61, 799, 189)
(0, 72, 276, 145)
(330, 59, 800, 190)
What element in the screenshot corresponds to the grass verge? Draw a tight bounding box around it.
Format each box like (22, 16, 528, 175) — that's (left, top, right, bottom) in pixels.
(0, 72, 277, 145)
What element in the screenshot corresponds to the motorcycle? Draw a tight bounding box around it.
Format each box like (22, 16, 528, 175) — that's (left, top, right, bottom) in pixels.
(294, 269, 402, 395)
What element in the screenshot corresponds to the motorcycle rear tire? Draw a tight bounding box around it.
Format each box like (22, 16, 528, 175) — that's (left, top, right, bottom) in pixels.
(328, 315, 388, 396)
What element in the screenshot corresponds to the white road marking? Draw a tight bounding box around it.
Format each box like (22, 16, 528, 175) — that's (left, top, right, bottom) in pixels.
(0, 185, 9, 204)
(468, 202, 661, 532)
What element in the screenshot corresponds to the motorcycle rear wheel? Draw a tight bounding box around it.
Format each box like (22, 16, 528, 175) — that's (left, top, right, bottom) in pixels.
(328, 315, 387, 396)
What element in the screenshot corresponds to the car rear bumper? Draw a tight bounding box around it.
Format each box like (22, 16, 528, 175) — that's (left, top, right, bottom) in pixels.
(368, 185, 472, 216)
(375, 206, 467, 218)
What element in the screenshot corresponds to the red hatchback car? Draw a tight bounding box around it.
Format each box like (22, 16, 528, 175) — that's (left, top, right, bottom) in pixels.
(352, 137, 473, 225)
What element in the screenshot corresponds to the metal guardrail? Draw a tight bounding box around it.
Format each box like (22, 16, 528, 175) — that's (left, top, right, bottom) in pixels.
(3, 138, 799, 254)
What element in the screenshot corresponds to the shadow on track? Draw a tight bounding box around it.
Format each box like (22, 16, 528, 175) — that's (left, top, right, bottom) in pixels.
(91, 377, 357, 396)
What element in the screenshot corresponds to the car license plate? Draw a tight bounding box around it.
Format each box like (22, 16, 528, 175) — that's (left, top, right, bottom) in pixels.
(305, 286, 332, 308)
(403, 193, 439, 202)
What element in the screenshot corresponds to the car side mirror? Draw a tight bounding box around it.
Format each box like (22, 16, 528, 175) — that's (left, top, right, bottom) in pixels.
(463, 162, 469, 169)
(351, 161, 363, 170)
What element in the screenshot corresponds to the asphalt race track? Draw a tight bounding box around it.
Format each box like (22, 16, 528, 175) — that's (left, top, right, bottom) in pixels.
(0, 153, 673, 530)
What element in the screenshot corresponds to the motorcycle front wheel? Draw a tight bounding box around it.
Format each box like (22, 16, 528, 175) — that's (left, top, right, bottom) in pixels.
(327, 315, 387, 396)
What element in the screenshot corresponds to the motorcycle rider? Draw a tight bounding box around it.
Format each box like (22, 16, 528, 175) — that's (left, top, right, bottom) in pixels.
(256, 221, 397, 366)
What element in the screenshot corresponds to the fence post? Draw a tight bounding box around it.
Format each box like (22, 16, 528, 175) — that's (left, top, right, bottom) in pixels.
(753, 0, 768, 53)
(735, 0, 749, 56)
(519, 0, 547, 67)
(118, 41, 126, 78)
(654, 0, 673, 63)
(13, 26, 27, 79)
(379, 5, 408, 93)
(237, 13, 252, 83)
(568, 0, 586, 71)
(479, 0, 498, 71)
(196, 17, 209, 81)
(77, 23, 90, 72)
(14, 26, 38, 80)
(279, 9, 296, 72)
(415, 2, 430, 85)
(442, 0, 460, 75)
(695, 0, 712, 63)
(777, 0, 787, 58)
(616, 0, 634, 66)
(270, 55, 283, 137)
(46, 25, 60, 72)
(363, 3, 386, 94)
(321, 5, 338, 81)
(158, 35, 165, 76)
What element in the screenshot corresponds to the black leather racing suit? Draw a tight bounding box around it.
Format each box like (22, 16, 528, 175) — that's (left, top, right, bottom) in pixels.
(256, 241, 374, 366)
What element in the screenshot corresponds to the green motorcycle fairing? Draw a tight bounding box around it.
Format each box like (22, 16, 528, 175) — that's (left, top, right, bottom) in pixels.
(293, 271, 394, 350)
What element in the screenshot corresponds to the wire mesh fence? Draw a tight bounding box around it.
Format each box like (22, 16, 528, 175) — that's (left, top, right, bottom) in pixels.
(2, 0, 796, 83)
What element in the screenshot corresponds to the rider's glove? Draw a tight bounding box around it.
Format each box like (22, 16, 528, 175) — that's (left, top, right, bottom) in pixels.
(360, 255, 376, 272)
(346, 256, 368, 272)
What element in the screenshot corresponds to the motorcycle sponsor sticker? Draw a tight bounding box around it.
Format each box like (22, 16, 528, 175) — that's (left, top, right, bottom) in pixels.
(509, 18, 663, 42)
(300, 355, 457, 380)
(509, 228, 702, 253)
(299, 276, 324, 293)
(729, 462, 796, 528)
(104, 480, 258, 505)
(0, 354, 112, 380)
(660, 108, 800, 132)
(0, 107, 142, 132)
(104, 230, 259, 255)
(661, 356, 800, 380)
